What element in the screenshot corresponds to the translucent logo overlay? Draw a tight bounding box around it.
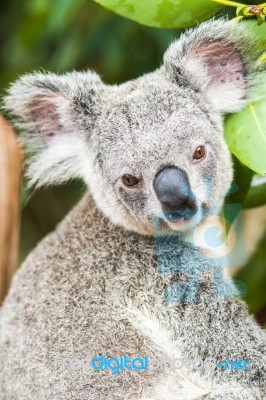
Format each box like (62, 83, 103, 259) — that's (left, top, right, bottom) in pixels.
(152, 178, 247, 302)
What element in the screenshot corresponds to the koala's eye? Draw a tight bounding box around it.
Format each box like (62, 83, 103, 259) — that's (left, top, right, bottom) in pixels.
(193, 145, 206, 161)
(122, 174, 140, 188)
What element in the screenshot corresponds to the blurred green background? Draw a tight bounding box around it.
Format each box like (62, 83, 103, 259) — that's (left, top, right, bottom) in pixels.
(0, 0, 265, 323)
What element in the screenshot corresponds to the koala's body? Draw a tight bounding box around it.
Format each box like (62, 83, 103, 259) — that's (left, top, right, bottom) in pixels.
(0, 20, 265, 399)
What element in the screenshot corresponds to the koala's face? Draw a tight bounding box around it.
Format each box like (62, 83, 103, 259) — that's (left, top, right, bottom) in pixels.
(88, 77, 232, 235)
(5, 20, 257, 236)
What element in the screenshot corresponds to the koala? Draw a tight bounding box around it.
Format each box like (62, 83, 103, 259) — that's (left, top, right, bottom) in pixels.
(0, 19, 266, 400)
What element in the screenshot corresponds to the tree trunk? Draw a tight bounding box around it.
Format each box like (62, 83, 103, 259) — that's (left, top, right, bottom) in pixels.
(0, 116, 23, 304)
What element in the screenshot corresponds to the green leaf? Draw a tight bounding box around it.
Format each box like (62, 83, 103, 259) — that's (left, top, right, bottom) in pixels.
(226, 157, 254, 206)
(93, 0, 221, 29)
(223, 157, 253, 232)
(257, 14, 265, 25)
(224, 78, 266, 175)
(244, 181, 266, 208)
(247, 20, 266, 51)
(236, 6, 251, 17)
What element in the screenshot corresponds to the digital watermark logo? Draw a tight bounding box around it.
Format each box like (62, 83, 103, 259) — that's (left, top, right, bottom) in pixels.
(52, 353, 250, 375)
(217, 359, 250, 371)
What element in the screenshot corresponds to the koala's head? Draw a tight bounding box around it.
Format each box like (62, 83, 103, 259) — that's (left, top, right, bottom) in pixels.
(4, 20, 261, 236)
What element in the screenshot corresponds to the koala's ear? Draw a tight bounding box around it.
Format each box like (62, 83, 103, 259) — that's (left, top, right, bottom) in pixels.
(3, 71, 105, 187)
(163, 20, 259, 113)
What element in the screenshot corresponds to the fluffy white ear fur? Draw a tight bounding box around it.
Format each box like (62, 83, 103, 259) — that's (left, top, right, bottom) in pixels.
(163, 20, 258, 113)
(3, 71, 104, 187)
(183, 39, 246, 112)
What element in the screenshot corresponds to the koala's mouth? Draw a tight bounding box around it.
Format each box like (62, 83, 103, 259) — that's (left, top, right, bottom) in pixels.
(160, 207, 203, 232)
(164, 207, 198, 222)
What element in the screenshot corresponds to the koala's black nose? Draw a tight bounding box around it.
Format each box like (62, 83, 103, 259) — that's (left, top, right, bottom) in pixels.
(153, 167, 198, 221)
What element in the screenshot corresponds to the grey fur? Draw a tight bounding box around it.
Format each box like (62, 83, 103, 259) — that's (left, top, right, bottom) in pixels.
(1, 19, 265, 399)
